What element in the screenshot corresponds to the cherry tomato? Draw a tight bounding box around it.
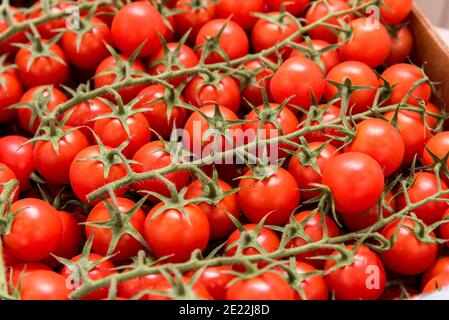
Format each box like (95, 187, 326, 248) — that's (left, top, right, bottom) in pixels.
(0, 8, 26, 56)
(118, 270, 165, 300)
(241, 59, 274, 108)
(422, 274, 449, 294)
(50, 211, 83, 261)
(385, 26, 413, 66)
(0, 163, 19, 202)
(422, 257, 449, 289)
(20, 270, 72, 300)
(288, 262, 328, 300)
(174, 0, 216, 43)
(267, 0, 310, 16)
(10, 262, 51, 287)
(216, 0, 265, 30)
(197, 266, 235, 300)
(290, 39, 341, 74)
(422, 132, 449, 169)
(0, 71, 22, 122)
(380, 0, 413, 25)
(149, 276, 212, 300)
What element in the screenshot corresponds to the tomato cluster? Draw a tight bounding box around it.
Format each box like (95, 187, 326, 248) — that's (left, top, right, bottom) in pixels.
(0, 0, 448, 301)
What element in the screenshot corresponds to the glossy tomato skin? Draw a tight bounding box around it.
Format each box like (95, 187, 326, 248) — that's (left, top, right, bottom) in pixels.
(0, 136, 34, 191)
(20, 270, 72, 300)
(422, 132, 449, 169)
(197, 266, 235, 300)
(382, 64, 431, 107)
(0, 72, 22, 122)
(131, 141, 191, 201)
(287, 210, 340, 269)
(184, 75, 241, 113)
(149, 276, 212, 300)
(9, 262, 51, 287)
(288, 142, 340, 201)
(271, 57, 325, 111)
(0, 163, 19, 202)
(422, 257, 449, 289)
(397, 172, 449, 225)
(380, 218, 438, 275)
(185, 179, 240, 240)
(144, 203, 210, 263)
(241, 59, 274, 108)
(226, 272, 295, 300)
(380, 0, 413, 25)
(325, 245, 386, 300)
(290, 39, 341, 74)
(86, 197, 146, 262)
(175, 0, 216, 43)
(385, 26, 413, 66)
(69, 145, 128, 204)
(33, 126, 90, 185)
(349, 118, 405, 177)
(3, 198, 62, 261)
(440, 209, 449, 248)
(216, 0, 265, 30)
(195, 19, 249, 63)
(325, 61, 379, 114)
(267, 0, 310, 16)
(118, 270, 165, 300)
(422, 274, 449, 294)
(111, 2, 166, 57)
(288, 262, 328, 300)
(62, 16, 112, 70)
(50, 211, 83, 261)
(237, 167, 300, 226)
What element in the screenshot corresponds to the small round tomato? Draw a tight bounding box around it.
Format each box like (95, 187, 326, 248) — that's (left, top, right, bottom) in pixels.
(440, 209, 449, 248)
(197, 266, 235, 300)
(422, 132, 449, 169)
(20, 270, 72, 300)
(216, 0, 265, 30)
(422, 257, 449, 289)
(422, 274, 449, 294)
(288, 142, 340, 201)
(118, 270, 165, 300)
(271, 56, 325, 111)
(380, 218, 438, 275)
(380, 0, 413, 25)
(287, 210, 341, 269)
(0, 71, 22, 122)
(195, 18, 249, 63)
(325, 244, 386, 300)
(325, 61, 379, 115)
(302, 104, 343, 146)
(241, 59, 274, 108)
(3, 198, 62, 261)
(237, 167, 300, 226)
(69, 145, 128, 204)
(10, 262, 51, 287)
(50, 211, 83, 261)
(289, 262, 328, 300)
(86, 197, 146, 262)
(226, 272, 295, 300)
(111, 1, 166, 57)
(0, 163, 19, 202)
(385, 26, 413, 66)
(267, 0, 310, 16)
(174, 0, 216, 43)
(381, 64, 431, 107)
(149, 276, 212, 300)
(290, 39, 341, 74)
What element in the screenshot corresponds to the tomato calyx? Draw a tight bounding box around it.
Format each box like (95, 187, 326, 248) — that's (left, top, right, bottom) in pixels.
(182, 0, 214, 10)
(195, 18, 232, 62)
(288, 137, 330, 175)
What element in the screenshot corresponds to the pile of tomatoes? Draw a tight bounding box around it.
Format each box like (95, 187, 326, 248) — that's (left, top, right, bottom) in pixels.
(1, 0, 449, 301)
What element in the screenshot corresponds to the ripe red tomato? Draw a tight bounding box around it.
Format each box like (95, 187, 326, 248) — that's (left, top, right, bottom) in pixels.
(325, 244, 386, 300)
(267, 0, 310, 16)
(380, 0, 413, 25)
(322, 152, 385, 215)
(94, 54, 147, 103)
(302, 104, 343, 146)
(20, 270, 72, 300)
(9, 262, 51, 287)
(288, 262, 328, 300)
(174, 0, 216, 43)
(380, 218, 438, 275)
(60, 253, 116, 300)
(111, 2, 166, 57)
(241, 59, 274, 108)
(69, 145, 128, 204)
(226, 272, 295, 300)
(197, 266, 235, 300)
(144, 203, 210, 262)
(237, 167, 300, 226)
(251, 12, 301, 58)
(0, 8, 26, 56)
(33, 126, 90, 185)
(349, 118, 405, 177)
(216, 0, 265, 30)
(306, 0, 354, 43)
(3, 198, 62, 261)
(422, 274, 449, 294)
(290, 39, 341, 74)
(0, 71, 22, 122)
(325, 61, 379, 114)
(149, 276, 212, 300)
(287, 210, 341, 268)
(131, 140, 191, 200)
(385, 26, 413, 66)
(184, 75, 241, 113)
(195, 19, 249, 63)
(440, 209, 449, 248)
(50, 211, 83, 261)
(422, 257, 449, 289)
(0, 135, 34, 190)
(61, 16, 112, 70)
(271, 57, 325, 111)
(185, 179, 239, 240)
(422, 132, 449, 169)
(288, 142, 340, 201)
(397, 172, 449, 225)
(118, 270, 165, 300)
(86, 197, 146, 262)
(0, 163, 19, 202)
(28, 0, 72, 39)
(381, 64, 431, 107)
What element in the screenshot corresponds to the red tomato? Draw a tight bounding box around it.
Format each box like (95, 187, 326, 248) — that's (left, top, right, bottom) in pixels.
(10, 262, 51, 287)
(271, 57, 325, 111)
(287, 210, 341, 268)
(306, 0, 354, 43)
(325, 61, 379, 115)
(302, 104, 343, 146)
(397, 172, 449, 225)
(0, 135, 34, 190)
(144, 203, 209, 262)
(385, 26, 413, 66)
(86, 197, 146, 262)
(131, 140, 190, 200)
(422, 274, 449, 294)
(325, 244, 386, 300)
(50, 211, 83, 261)
(237, 167, 300, 226)
(422, 102, 442, 130)
(0, 163, 19, 202)
(28, 1, 72, 38)
(380, 218, 438, 275)
(195, 19, 249, 63)
(3, 198, 62, 261)
(422, 257, 449, 289)
(226, 272, 295, 300)
(290, 39, 341, 74)
(185, 179, 240, 240)
(381, 64, 431, 107)
(2, 246, 19, 268)
(349, 118, 405, 177)
(20, 270, 72, 300)
(197, 266, 235, 300)
(241, 59, 274, 108)
(267, 0, 310, 16)
(289, 262, 328, 300)
(69, 145, 128, 204)
(422, 132, 449, 169)
(288, 142, 340, 201)
(380, 0, 413, 25)
(118, 270, 165, 300)
(0, 71, 22, 122)
(149, 276, 212, 300)
(60, 253, 116, 300)
(440, 209, 449, 248)
(0, 8, 26, 56)
(216, 0, 265, 30)
(322, 152, 384, 215)
(111, 2, 166, 57)
(174, 0, 216, 43)
(61, 16, 112, 70)
(184, 75, 241, 113)
(33, 126, 90, 185)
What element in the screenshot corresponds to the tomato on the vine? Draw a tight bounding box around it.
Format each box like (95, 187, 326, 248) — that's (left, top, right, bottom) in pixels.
(216, 0, 265, 30)
(0, 163, 19, 202)
(0, 69, 22, 123)
(20, 270, 72, 300)
(267, 0, 310, 16)
(385, 26, 414, 66)
(197, 266, 235, 300)
(290, 39, 341, 74)
(380, 0, 413, 25)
